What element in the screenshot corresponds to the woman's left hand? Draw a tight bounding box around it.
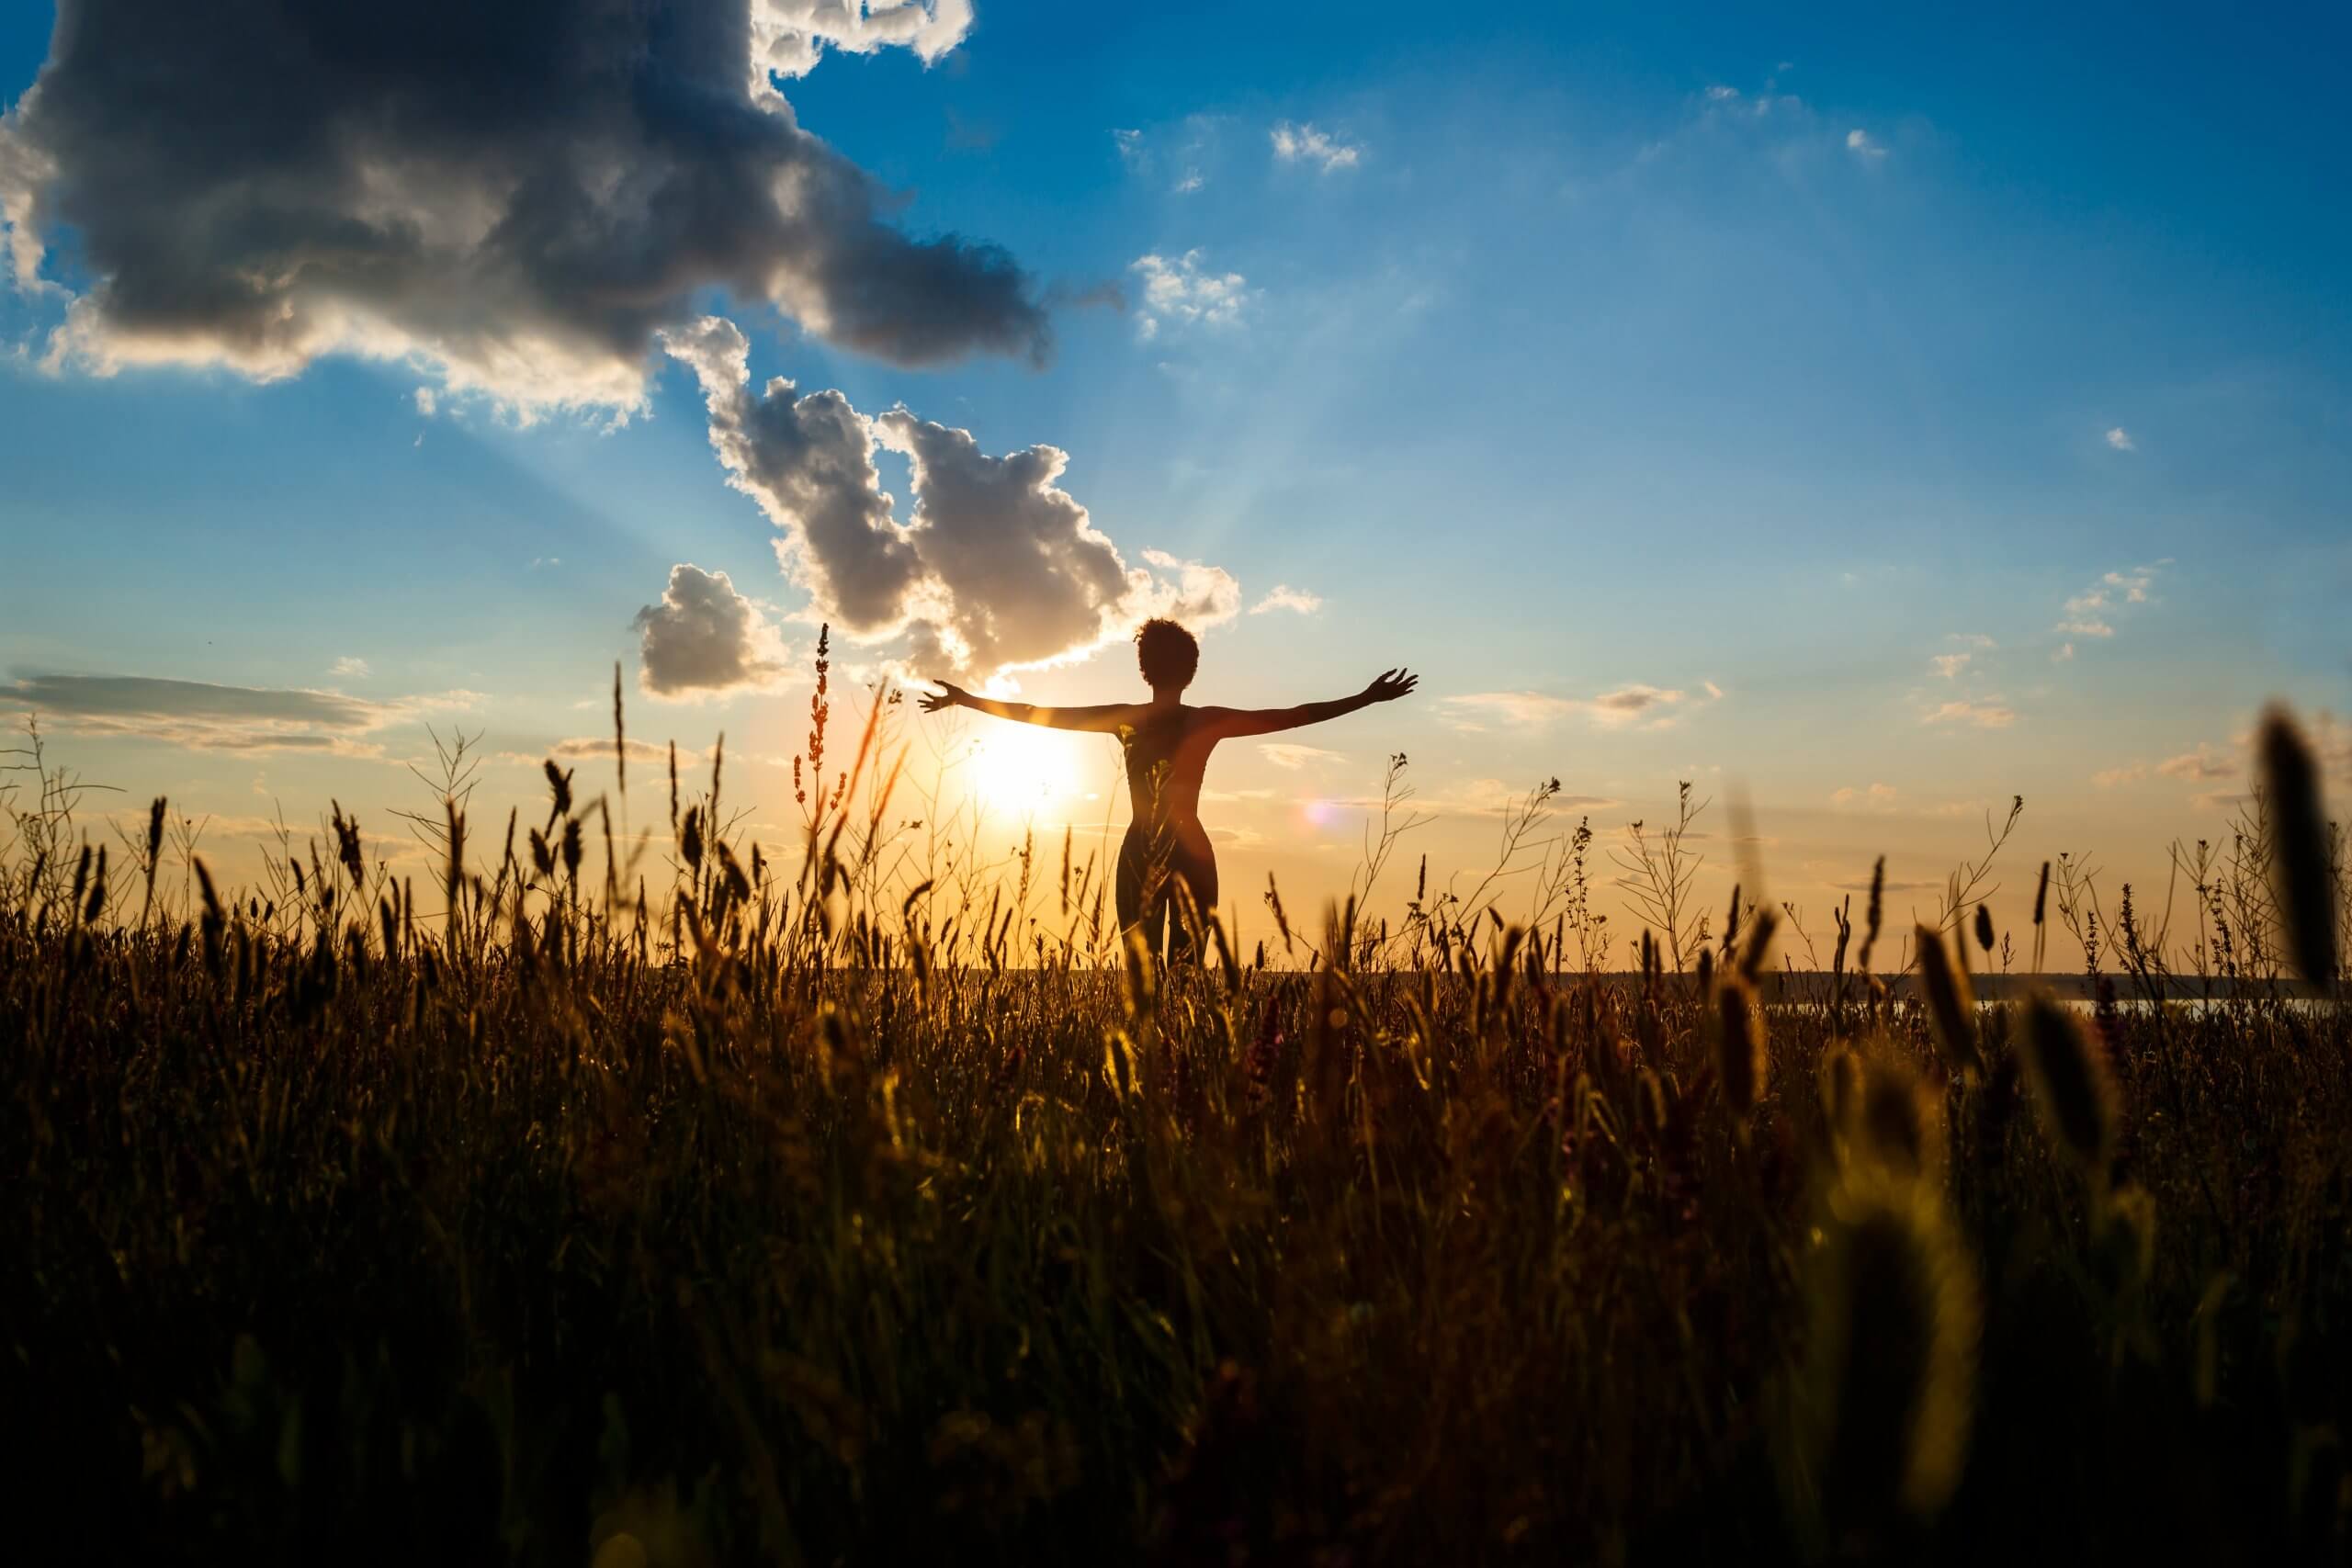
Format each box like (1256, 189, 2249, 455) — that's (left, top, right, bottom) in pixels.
(920, 682, 967, 714)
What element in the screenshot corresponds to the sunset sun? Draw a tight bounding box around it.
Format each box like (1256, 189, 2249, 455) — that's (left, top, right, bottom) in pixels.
(962, 723, 1092, 815)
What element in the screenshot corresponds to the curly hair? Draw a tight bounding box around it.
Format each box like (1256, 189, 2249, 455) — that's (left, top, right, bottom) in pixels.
(1134, 617, 1199, 691)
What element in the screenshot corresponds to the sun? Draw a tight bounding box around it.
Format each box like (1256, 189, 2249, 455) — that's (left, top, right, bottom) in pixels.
(965, 724, 1090, 815)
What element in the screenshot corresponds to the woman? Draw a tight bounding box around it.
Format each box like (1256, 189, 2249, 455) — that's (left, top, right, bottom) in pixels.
(922, 618, 1418, 963)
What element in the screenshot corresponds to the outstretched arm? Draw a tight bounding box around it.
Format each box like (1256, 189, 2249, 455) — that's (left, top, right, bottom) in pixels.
(920, 682, 1142, 733)
(1204, 669, 1419, 739)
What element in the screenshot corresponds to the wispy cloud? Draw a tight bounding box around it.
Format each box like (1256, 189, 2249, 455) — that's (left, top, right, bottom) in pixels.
(2106, 426, 2136, 451)
(2054, 562, 2164, 643)
(1442, 682, 1712, 733)
(1249, 584, 1322, 616)
(1922, 697, 2017, 729)
(1112, 128, 1145, 167)
(1830, 782, 1900, 811)
(3, 674, 477, 755)
(1259, 742, 1341, 771)
(1270, 120, 1362, 172)
(1846, 128, 1886, 159)
(1129, 250, 1255, 341)
(2092, 762, 2146, 788)
(2155, 744, 2238, 783)
(1930, 652, 1973, 681)
(329, 656, 370, 678)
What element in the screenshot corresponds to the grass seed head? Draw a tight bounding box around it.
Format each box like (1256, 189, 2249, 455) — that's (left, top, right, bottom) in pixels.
(1715, 974, 1767, 1117)
(2257, 705, 2337, 986)
(1802, 1169, 1981, 1536)
(2020, 993, 2120, 1179)
(1913, 924, 1983, 1080)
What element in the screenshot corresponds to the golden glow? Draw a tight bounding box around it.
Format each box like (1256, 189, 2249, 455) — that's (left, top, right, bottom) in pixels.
(964, 724, 1090, 814)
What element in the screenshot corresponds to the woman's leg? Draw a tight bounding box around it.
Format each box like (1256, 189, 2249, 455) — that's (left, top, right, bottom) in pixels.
(1167, 844, 1219, 966)
(1115, 829, 1170, 963)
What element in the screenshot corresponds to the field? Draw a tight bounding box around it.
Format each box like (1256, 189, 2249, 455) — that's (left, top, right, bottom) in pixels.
(4, 689, 2347, 1566)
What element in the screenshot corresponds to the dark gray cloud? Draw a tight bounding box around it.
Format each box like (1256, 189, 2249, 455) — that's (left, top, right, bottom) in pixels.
(0, 0, 1045, 411)
(3, 673, 475, 752)
(663, 314, 1238, 677)
(633, 562, 788, 697)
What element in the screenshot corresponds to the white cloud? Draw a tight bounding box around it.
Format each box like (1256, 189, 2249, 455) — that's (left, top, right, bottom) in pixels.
(1923, 697, 2016, 729)
(413, 388, 436, 418)
(2052, 642, 2075, 662)
(1846, 128, 1886, 159)
(1259, 742, 1341, 771)
(1250, 584, 1323, 616)
(751, 0, 973, 78)
(1705, 85, 1741, 102)
(2106, 426, 2135, 451)
(2092, 762, 2145, 788)
(1130, 251, 1256, 340)
(329, 657, 370, 679)
(1270, 121, 1363, 172)
(1136, 548, 1244, 629)
(1930, 652, 1973, 681)
(632, 563, 789, 699)
(2054, 563, 2160, 642)
(1174, 168, 1204, 194)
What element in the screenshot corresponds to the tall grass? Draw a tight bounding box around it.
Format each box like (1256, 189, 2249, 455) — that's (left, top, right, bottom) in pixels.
(1, 681, 2347, 1564)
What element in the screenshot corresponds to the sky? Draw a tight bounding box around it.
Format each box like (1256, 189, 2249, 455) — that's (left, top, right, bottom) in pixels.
(3, 0, 2348, 964)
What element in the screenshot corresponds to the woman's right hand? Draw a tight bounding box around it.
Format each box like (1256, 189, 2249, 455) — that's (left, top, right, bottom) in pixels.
(920, 682, 967, 714)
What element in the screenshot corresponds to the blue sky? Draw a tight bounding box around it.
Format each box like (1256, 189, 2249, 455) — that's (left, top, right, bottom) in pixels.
(3, 0, 2347, 952)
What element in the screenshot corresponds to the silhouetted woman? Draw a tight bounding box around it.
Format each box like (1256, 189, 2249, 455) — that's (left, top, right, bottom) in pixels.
(922, 618, 1418, 963)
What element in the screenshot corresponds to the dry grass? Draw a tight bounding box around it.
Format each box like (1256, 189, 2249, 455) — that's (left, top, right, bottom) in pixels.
(1, 677, 2347, 1565)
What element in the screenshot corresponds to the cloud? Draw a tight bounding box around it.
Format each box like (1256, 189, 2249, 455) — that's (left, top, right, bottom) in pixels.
(1930, 652, 1973, 681)
(1271, 121, 1362, 172)
(548, 737, 698, 767)
(1440, 692, 1582, 731)
(1130, 251, 1255, 340)
(1441, 683, 1702, 732)
(413, 389, 436, 419)
(662, 317, 1234, 678)
(2055, 562, 2160, 641)
(633, 563, 789, 699)
(1260, 743, 1340, 771)
(1951, 633, 1996, 649)
(1922, 697, 2017, 729)
(752, 0, 974, 77)
(1705, 85, 1741, 102)
(329, 657, 370, 679)
(1846, 128, 1886, 159)
(1136, 548, 1243, 628)
(2, 673, 473, 753)
(1250, 584, 1323, 616)
(0, 0, 1041, 415)
(1174, 169, 1204, 194)
(2155, 744, 2238, 783)
(1112, 128, 1146, 168)
(2106, 426, 2135, 451)
(2092, 762, 2146, 788)
(2053, 642, 2075, 662)
(1830, 782, 1900, 811)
